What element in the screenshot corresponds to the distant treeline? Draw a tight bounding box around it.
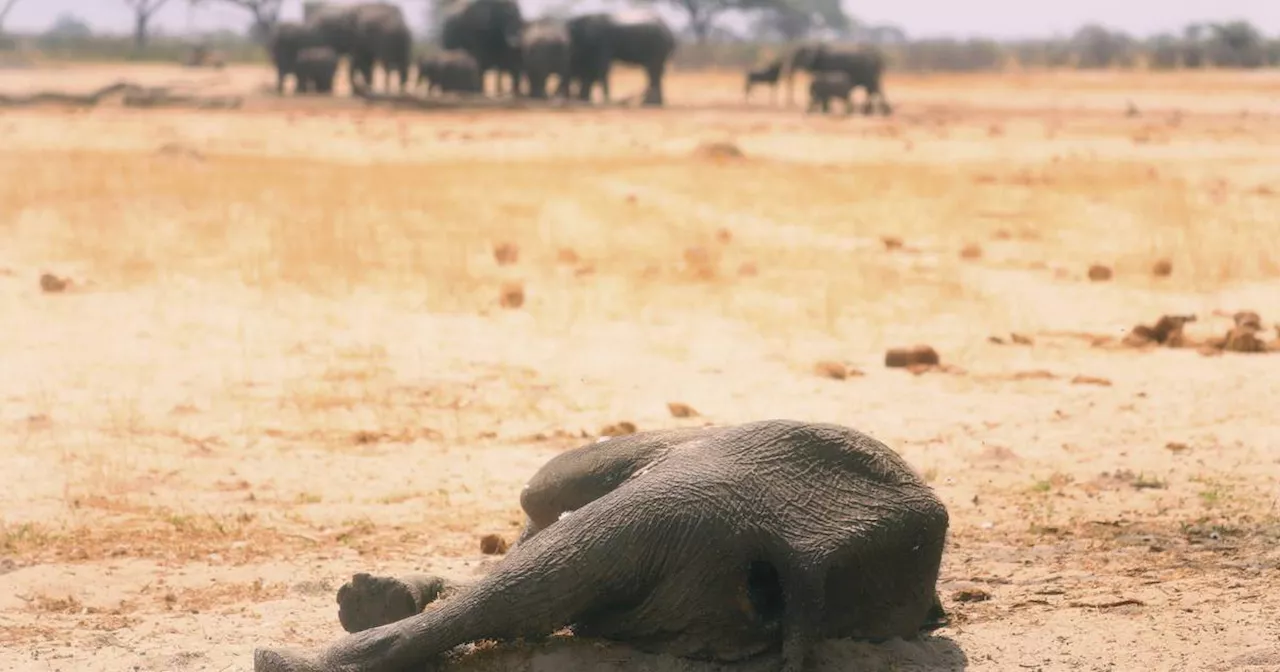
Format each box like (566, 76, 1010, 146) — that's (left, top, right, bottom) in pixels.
(3, 21, 1278, 73)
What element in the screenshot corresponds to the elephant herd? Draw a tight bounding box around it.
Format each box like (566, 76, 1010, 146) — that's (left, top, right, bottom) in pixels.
(268, 0, 676, 106)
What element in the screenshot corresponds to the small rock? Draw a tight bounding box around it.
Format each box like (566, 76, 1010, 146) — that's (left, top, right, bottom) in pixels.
(1151, 259, 1173, 277)
(599, 421, 637, 437)
(492, 242, 519, 266)
(39, 273, 69, 293)
(666, 402, 699, 418)
(498, 281, 525, 309)
(1087, 264, 1113, 282)
(885, 345, 940, 369)
(479, 534, 509, 555)
(959, 243, 983, 260)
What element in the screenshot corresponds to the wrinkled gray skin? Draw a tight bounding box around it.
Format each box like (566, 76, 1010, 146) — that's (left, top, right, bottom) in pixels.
(252, 419, 951, 672)
(294, 47, 340, 95)
(441, 0, 525, 96)
(786, 43, 892, 115)
(744, 56, 784, 103)
(567, 10, 676, 106)
(807, 70, 855, 115)
(268, 21, 327, 94)
(520, 19, 571, 100)
(416, 50, 483, 94)
(306, 2, 413, 94)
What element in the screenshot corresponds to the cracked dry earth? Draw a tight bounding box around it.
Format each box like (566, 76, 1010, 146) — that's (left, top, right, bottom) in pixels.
(1, 66, 1279, 672)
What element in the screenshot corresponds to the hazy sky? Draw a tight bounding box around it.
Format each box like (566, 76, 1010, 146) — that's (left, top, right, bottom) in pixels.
(4, 0, 1278, 39)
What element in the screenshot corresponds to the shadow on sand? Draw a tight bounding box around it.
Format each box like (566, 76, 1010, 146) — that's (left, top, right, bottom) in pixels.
(441, 634, 968, 671)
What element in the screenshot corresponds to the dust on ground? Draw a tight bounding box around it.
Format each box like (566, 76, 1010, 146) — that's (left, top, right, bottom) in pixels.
(1, 65, 1279, 672)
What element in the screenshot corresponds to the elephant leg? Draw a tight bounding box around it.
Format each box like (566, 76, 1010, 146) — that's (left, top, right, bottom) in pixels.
(335, 572, 468, 633)
(253, 496, 670, 672)
(643, 64, 665, 107)
(276, 66, 287, 95)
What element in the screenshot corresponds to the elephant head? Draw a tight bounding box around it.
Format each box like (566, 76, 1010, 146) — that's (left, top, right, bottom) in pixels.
(784, 42, 827, 106)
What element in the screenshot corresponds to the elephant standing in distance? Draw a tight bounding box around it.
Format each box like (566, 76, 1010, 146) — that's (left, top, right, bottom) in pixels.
(520, 19, 572, 100)
(417, 50, 483, 95)
(441, 0, 525, 96)
(744, 55, 784, 103)
(305, 2, 413, 94)
(294, 47, 340, 95)
(251, 419, 951, 672)
(267, 22, 327, 94)
(785, 42, 893, 115)
(567, 10, 676, 107)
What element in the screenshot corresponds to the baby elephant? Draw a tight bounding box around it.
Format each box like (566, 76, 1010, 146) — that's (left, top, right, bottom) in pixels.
(294, 46, 338, 95)
(417, 50, 483, 95)
(744, 57, 783, 103)
(807, 71, 856, 115)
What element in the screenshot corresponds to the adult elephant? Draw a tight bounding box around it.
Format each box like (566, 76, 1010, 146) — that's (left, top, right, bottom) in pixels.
(267, 21, 326, 94)
(567, 10, 676, 106)
(294, 47, 340, 95)
(784, 42, 892, 115)
(520, 19, 571, 100)
(305, 2, 413, 94)
(441, 0, 525, 97)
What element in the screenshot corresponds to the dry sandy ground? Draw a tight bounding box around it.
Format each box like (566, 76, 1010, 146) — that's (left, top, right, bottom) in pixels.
(1, 64, 1279, 672)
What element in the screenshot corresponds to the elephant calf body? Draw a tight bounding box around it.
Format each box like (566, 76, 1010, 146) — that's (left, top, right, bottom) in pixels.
(253, 419, 951, 672)
(521, 20, 572, 100)
(294, 47, 339, 95)
(744, 57, 784, 102)
(808, 71, 856, 115)
(417, 50, 483, 94)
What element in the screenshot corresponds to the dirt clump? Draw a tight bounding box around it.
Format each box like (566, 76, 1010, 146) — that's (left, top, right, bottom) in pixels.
(813, 360, 863, 380)
(1198, 310, 1272, 354)
(666, 402, 699, 418)
(1123, 314, 1197, 348)
(737, 261, 759, 277)
(960, 243, 983, 259)
(479, 534, 509, 555)
(39, 272, 70, 293)
(556, 248, 580, 264)
(492, 242, 519, 266)
(498, 281, 525, 309)
(682, 246, 719, 280)
(989, 332, 1034, 346)
(1087, 264, 1113, 281)
(881, 236, 904, 251)
(885, 345, 940, 369)
(692, 141, 744, 160)
(1071, 375, 1113, 387)
(599, 421, 637, 437)
(1151, 258, 1173, 277)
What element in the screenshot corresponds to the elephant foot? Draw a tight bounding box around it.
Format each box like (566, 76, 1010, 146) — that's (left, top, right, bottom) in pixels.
(254, 647, 328, 672)
(336, 572, 444, 633)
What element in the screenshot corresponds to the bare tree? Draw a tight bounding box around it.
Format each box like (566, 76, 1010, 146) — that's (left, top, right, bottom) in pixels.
(189, 0, 283, 43)
(0, 0, 23, 35)
(123, 0, 174, 48)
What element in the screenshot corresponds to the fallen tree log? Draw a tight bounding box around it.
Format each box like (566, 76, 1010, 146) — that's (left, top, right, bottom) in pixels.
(0, 80, 242, 110)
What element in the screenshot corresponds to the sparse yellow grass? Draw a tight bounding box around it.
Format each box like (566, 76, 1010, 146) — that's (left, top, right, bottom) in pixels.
(1, 65, 1280, 671)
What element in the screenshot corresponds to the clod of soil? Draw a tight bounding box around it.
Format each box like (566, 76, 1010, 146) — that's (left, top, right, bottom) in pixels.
(692, 141, 744, 160)
(1221, 326, 1268, 353)
(1071, 375, 1113, 387)
(1152, 259, 1173, 277)
(599, 421, 637, 437)
(885, 345, 940, 369)
(953, 588, 992, 603)
(666, 402, 699, 418)
(1088, 264, 1113, 281)
(1165, 442, 1190, 453)
(498, 281, 525, 309)
(960, 243, 983, 260)
(813, 361, 849, 380)
(39, 272, 69, 293)
(479, 534, 509, 555)
(1124, 314, 1197, 348)
(492, 242, 519, 266)
(881, 236, 904, 251)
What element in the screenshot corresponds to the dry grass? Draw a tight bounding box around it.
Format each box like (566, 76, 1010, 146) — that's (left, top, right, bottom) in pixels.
(2, 66, 1280, 672)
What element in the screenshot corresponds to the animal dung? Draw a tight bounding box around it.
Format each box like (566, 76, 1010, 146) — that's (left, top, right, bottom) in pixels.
(599, 421, 637, 437)
(885, 345, 940, 369)
(479, 534, 509, 555)
(39, 272, 69, 293)
(881, 236, 904, 251)
(1151, 258, 1173, 277)
(492, 242, 519, 266)
(498, 281, 525, 309)
(1087, 264, 1113, 281)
